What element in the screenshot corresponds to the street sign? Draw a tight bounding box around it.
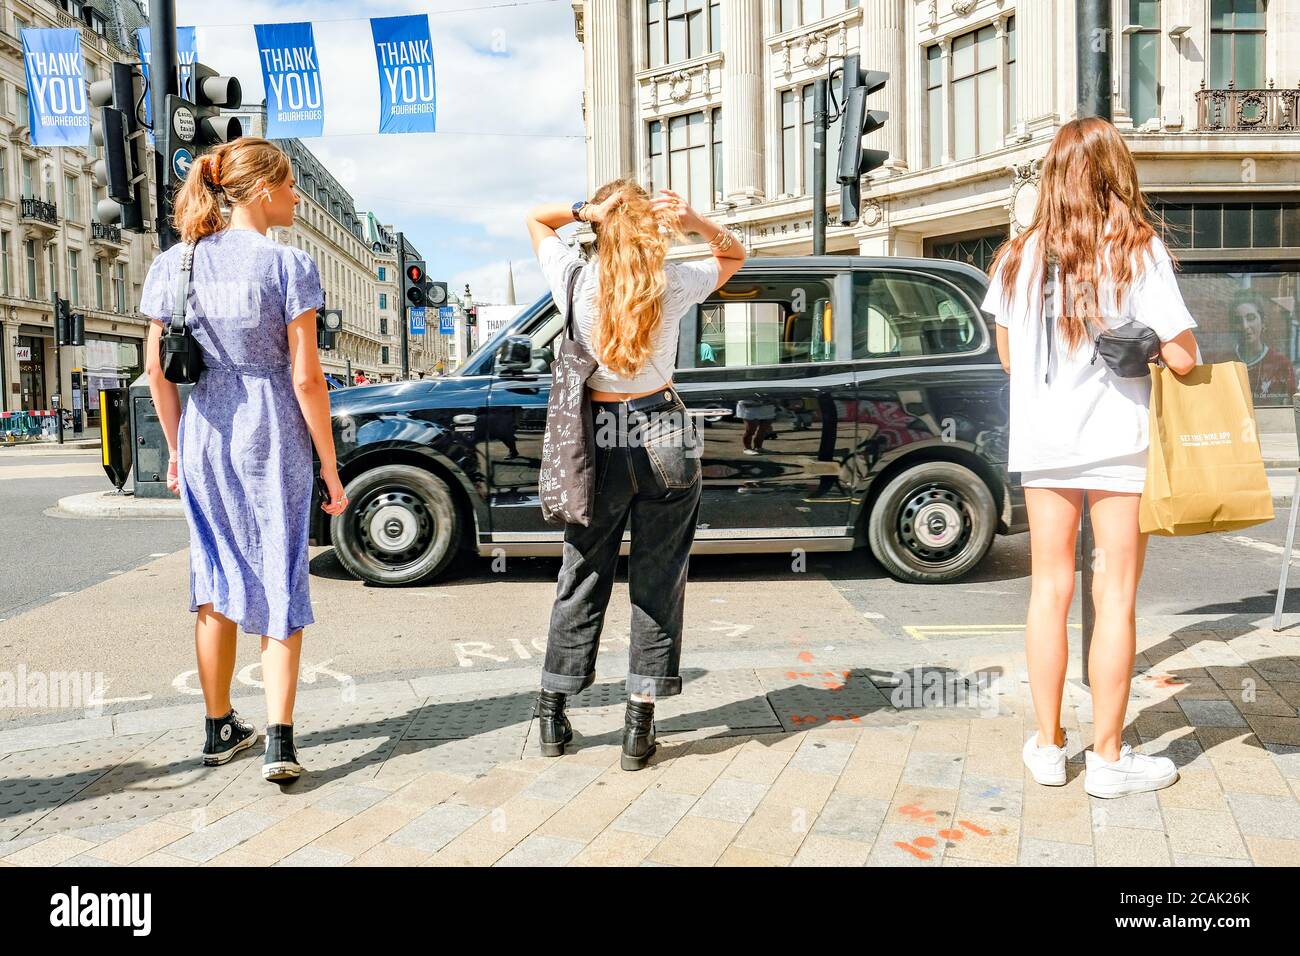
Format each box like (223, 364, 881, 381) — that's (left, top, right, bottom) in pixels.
(409, 306, 426, 335)
(172, 106, 196, 142)
(172, 147, 193, 180)
(439, 306, 455, 334)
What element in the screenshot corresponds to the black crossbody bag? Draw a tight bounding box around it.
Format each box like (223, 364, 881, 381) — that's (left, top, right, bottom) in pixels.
(1042, 255, 1160, 382)
(160, 241, 205, 384)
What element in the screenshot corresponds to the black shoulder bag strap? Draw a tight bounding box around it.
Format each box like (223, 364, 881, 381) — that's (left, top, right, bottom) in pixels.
(1042, 254, 1059, 385)
(169, 241, 197, 335)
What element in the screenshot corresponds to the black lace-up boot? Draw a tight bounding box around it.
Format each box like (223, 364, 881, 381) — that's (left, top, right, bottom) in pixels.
(537, 690, 573, 757)
(620, 699, 657, 771)
(201, 709, 257, 766)
(262, 723, 303, 783)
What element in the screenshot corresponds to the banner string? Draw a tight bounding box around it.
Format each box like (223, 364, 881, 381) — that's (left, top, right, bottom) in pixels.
(186, 0, 567, 29)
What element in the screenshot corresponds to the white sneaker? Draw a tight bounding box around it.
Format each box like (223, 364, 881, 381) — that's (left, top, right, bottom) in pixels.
(1022, 731, 1067, 786)
(1084, 744, 1178, 798)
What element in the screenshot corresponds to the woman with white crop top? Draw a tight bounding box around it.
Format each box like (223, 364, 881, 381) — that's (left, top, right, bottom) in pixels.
(524, 181, 745, 771)
(982, 118, 1199, 799)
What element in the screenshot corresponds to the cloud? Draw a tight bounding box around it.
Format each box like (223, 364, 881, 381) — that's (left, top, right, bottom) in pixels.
(177, 0, 585, 305)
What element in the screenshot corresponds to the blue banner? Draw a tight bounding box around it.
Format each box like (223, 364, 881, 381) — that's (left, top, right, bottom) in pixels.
(370, 15, 436, 134)
(177, 26, 197, 100)
(439, 307, 455, 334)
(21, 28, 89, 147)
(255, 22, 324, 139)
(410, 307, 426, 335)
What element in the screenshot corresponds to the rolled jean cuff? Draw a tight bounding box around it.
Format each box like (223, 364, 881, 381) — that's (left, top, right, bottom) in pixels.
(625, 673, 682, 699)
(541, 670, 595, 695)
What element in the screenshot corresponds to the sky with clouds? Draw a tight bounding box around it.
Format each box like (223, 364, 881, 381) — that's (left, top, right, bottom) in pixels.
(174, 0, 585, 309)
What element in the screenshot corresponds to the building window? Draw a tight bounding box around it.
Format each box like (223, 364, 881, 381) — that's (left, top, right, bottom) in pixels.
(0, 232, 9, 296)
(64, 175, 78, 221)
(1210, 0, 1266, 89)
(113, 261, 126, 313)
(24, 239, 37, 297)
(926, 19, 1012, 166)
(377, 265, 386, 281)
(21, 157, 33, 198)
(379, 292, 387, 309)
(1007, 15, 1017, 128)
(16, 89, 26, 127)
(711, 107, 723, 204)
(647, 111, 712, 210)
(67, 249, 80, 306)
(779, 83, 842, 197)
(94, 258, 104, 310)
(382, 346, 390, 365)
(926, 228, 1009, 275)
(779, 0, 859, 33)
(0, 147, 6, 200)
(646, 0, 720, 68)
(380, 317, 388, 336)
(1128, 1, 1160, 125)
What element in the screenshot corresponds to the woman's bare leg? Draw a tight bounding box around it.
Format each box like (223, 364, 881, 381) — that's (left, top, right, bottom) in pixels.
(261, 631, 303, 726)
(1024, 488, 1084, 749)
(1085, 491, 1147, 763)
(195, 603, 238, 718)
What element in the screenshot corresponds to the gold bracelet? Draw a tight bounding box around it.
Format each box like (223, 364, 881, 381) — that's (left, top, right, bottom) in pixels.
(708, 228, 734, 253)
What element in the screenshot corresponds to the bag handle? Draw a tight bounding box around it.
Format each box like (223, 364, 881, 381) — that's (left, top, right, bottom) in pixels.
(561, 259, 582, 341)
(1041, 253, 1059, 385)
(168, 240, 197, 335)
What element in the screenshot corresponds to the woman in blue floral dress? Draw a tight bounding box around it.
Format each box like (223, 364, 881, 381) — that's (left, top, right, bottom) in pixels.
(141, 137, 348, 783)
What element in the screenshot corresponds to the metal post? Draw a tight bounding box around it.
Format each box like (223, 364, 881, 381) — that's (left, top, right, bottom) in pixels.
(150, 0, 179, 250)
(1074, 0, 1112, 688)
(812, 77, 827, 256)
(397, 231, 410, 380)
(1273, 471, 1300, 631)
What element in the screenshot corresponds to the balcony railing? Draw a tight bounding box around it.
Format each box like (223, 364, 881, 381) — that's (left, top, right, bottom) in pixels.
(92, 222, 123, 244)
(1196, 80, 1300, 132)
(20, 197, 58, 225)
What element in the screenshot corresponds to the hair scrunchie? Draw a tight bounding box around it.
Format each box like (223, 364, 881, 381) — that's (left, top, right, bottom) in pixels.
(205, 153, 223, 195)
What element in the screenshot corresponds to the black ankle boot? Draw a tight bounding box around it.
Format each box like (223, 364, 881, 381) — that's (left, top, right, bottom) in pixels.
(620, 699, 657, 771)
(537, 690, 572, 757)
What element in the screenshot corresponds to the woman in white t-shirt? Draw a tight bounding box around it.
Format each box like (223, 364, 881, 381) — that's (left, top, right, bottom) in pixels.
(982, 117, 1199, 799)
(525, 181, 745, 771)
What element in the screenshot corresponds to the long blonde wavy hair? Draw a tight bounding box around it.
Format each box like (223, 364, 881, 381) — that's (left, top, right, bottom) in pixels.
(172, 137, 292, 243)
(587, 179, 683, 377)
(988, 117, 1166, 351)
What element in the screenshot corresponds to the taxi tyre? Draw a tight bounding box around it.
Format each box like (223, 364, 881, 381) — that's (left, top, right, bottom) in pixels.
(330, 464, 462, 586)
(867, 460, 997, 584)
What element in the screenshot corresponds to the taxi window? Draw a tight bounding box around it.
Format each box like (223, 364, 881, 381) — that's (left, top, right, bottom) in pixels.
(692, 275, 837, 369)
(852, 271, 983, 359)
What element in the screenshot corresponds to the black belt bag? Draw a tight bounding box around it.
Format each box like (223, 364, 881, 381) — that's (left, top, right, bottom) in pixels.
(1091, 321, 1161, 378)
(160, 240, 205, 384)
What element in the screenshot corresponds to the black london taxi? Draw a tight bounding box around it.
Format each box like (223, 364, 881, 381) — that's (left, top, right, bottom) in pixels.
(313, 255, 1025, 586)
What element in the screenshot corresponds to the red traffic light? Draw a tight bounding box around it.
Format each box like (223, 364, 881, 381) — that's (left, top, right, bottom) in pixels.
(406, 264, 425, 283)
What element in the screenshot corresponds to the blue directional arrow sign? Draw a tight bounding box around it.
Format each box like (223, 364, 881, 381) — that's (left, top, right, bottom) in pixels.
(409, 306, 426, 335)
(172, 147, 193, 180)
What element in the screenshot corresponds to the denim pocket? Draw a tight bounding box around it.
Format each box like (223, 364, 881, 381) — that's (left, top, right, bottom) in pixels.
(640, 409, 701, 491)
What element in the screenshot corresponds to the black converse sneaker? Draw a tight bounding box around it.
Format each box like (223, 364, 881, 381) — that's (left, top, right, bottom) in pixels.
(202, 710, 258, 766)
(262, 724, 303, 783)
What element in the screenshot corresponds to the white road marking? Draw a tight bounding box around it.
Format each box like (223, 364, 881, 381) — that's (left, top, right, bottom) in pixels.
(707, 620, 753, 638)
(1226, 535, 1298, 560)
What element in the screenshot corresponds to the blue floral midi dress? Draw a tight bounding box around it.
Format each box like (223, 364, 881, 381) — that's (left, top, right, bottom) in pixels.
(139, 228, 325, 640)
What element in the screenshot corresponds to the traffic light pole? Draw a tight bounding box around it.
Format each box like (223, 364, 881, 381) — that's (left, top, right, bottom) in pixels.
(812, 78, 828, 257)
(1075, 0, 1113, 689)
(397, 231, 410, 380)
(149, 0, 179, 250)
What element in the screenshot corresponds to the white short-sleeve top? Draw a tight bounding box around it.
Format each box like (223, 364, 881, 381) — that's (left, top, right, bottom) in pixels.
(536, 235, 720, 394)
(981, 232, 1198, 473)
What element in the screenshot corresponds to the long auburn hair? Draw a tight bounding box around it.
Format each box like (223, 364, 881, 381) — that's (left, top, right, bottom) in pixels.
(988, 117, 1166, 351)
(587, 178, 683, 377)
(172, 137, 292, 243)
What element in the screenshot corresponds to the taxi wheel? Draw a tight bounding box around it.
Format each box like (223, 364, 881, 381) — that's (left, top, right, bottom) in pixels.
(330, 464, 462, 586)
(867, 461, 996, 584)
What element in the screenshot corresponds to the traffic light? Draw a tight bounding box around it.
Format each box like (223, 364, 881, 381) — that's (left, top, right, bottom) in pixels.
(424, 280, 448, 308)
(54, 298, 84, 346)
(403, 261, 427, 308)
(90, 62, 149, 232)
(160, 62, 242, 245)
(318, 309, 342, 351)
(835, 55, 890, 226)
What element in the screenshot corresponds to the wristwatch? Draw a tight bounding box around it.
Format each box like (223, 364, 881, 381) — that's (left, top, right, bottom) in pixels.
(571, 200, 589, 222)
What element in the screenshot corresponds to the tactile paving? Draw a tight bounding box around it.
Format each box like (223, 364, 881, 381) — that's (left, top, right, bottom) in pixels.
(0, 733, 162, 837)
(402, 689, 538, 740)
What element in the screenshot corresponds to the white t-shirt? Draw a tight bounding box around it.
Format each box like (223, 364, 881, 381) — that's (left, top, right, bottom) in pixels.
(537, 235, 720, 393)
(981, 233, 1197, 473)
